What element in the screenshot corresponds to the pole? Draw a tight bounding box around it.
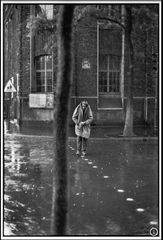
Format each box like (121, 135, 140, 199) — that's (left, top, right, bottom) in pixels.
(144, 30, 148, 123)
(97, 22, 100, 108)
(30, 5, 35, 93)
(154, 60, 158, 134)
(16, 73, 20, 125)
(152, 49, 158, 134)
(7, 92, 11, 130)
(121, 5, 125, 108)
(11, 77, 14, 99)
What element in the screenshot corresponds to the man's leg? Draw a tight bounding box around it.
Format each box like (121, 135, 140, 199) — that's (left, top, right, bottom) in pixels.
(82, 137, 87, 156)
(76, 136, 82, 155)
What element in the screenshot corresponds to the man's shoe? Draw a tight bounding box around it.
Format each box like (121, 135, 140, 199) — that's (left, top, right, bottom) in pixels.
(76, 150, 80, 156)
(81, 151, 86, 157)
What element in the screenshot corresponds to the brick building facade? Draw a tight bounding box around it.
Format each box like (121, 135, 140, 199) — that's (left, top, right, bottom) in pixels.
(3, 4, 159, 127)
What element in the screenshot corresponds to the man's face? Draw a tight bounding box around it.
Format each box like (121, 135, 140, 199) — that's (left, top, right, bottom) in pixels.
(82, 102, 87, 109)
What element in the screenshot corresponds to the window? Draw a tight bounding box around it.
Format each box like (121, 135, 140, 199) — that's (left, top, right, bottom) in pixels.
(99, 55, 121, 94)
(35, 55, 53, 93)
(98, 21, 123, 108)
(39, 5, 53, 19)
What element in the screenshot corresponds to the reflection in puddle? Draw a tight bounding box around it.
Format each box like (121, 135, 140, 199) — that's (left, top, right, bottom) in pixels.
(4, 222, 16, 235)
(136, 208, 145, 212)
(150, 220, 158, 225)
(4, 136, 158, 236)
(117, 189, 125, 193)
(4, 136, 53, 236)
(126, 198, 134, 202)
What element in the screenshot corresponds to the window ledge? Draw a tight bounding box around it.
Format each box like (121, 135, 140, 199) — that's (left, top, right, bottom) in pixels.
(97, 108, 123, 110)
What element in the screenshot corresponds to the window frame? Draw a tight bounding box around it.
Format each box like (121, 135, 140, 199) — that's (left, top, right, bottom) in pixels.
(99, 55, 121, 94)
(35, 54, 53, 93)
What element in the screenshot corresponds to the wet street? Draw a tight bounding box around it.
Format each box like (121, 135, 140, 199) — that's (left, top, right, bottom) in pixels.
(3, 133, 159, 236)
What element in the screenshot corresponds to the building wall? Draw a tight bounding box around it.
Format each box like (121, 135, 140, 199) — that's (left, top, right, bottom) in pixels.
(71, 11, 158, 125)
(70, 15, 98, 123)
(4, 4, 159, 127)
(4, 5, 21, 119)
(4, 5, 20, 92)
(123, 18, 158, 124)
(73, 16, 97, 98)
(19, 5, 31, 97)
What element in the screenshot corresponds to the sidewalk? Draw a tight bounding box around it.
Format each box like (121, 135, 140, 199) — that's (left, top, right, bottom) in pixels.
(3, 133, 159, 236)
(4, 120, 158, 139)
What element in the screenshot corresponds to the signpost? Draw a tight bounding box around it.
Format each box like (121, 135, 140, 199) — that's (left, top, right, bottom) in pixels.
(4, 79, 17, 130)
(152, 52, 158, 134)
(16, 74, 20, 125)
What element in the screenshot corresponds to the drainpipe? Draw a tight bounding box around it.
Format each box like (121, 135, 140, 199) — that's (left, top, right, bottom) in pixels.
(144, 29, 148, 123)
(121, 5, 125, 109)
(16, 73, 20, 122)
(30, 5, 35, 93)
(97, 21, 100, 108)
(153, 54, 158, 133)
(18, 6, 23, 126)
(74, 30, 78, 107)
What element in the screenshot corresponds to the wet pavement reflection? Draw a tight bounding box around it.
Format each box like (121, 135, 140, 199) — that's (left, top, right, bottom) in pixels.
(4, 134, 159, 236)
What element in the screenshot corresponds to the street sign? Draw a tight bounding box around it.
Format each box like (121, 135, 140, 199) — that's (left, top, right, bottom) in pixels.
(4, 80, 16, 92)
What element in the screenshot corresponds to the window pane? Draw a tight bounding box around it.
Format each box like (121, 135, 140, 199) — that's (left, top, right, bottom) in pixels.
(36, 72, 45, 92)
(47, 71, 52, 85)
(109, 55, 121, 70)
(46, 55, 52, 69)
(99, 55, 107, 70)
(108, 55, 120, 93)
(99, 28, 122, 55)
(35, 55, 53, 93)
(99, 27, 122, 101)
(47, 86, 53, 92)
(109, 71, 120, 93)
(37, 85, 45, 92)
(116, 72, 120, 92)
(36, 56, 45, 70)
(99, 55, 121, 94)
(99, 72, 107, 93)
(36, 72, 45, 84)
(35, 59, 40, 69)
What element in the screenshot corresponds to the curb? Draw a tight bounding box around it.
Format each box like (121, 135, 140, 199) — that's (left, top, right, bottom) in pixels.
(4, 133, 158, 141)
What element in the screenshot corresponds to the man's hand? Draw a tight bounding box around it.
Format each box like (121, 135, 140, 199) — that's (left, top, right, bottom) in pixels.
(79, 122, 85, 128)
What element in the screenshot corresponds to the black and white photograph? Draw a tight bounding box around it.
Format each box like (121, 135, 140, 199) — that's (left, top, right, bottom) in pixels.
(1, 0, 161, 239)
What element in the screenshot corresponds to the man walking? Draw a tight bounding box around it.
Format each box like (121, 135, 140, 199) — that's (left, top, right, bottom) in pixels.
(72, 100, 93, 157)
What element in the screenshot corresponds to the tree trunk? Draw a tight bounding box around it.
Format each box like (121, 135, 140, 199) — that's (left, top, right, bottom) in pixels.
(123, 5, 134, 136)
(51, 5, 74, 235)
